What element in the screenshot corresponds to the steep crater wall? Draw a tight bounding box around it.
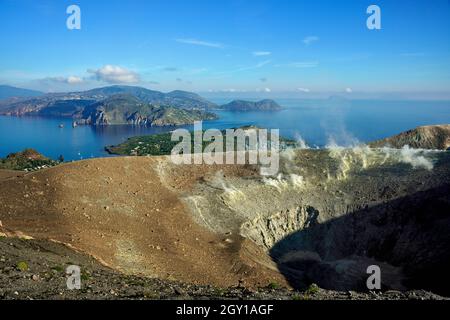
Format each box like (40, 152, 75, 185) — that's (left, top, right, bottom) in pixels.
(267, 184, 450, 294)
(2, 148, 449, 294)
(181, 149, 450, 295)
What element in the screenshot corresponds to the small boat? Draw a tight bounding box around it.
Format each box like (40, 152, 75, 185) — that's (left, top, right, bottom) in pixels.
(58, 124, 64, 128)
(72, 121, 77, 128)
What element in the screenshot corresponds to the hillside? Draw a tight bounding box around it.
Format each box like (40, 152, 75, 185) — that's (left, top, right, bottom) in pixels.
(0, 85, 218, 119)
(0, 149, 59, 171)
(77, 94, 217, 125)
(0, 156, 286, 289)
(220, 99, 282, 111)
(369, 125, 450, 150)
(0, 85, 43, 100)
(38, 99, 96, 118)
(82, 86, 217, 110)
(0, 86, 219, 126)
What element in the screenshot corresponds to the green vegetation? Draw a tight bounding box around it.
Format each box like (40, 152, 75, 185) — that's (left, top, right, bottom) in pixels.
(214, 287, 226, 296)
(267, 282, 281, 290)
(16, 261, 29, 272)
(51, 265, 64, 273)
(106, 127, 297, 156)
(81, 270, 90, 281)
(106, 131, 205, 156)
(305, 283, 320, 295)
(292, 284, 320, 300)
(0, 149, 59, 171)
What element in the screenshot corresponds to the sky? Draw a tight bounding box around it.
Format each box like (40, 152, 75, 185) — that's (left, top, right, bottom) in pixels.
(0, 0, 449, 98)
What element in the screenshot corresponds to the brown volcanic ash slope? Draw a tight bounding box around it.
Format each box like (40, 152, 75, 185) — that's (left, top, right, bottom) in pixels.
(0, 157, 285, 288)
(369, 124, 450, 150)
(1, 148, 450, 294)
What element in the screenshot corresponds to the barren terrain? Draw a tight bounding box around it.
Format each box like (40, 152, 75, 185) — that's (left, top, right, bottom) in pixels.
(1, 145, 449, 298)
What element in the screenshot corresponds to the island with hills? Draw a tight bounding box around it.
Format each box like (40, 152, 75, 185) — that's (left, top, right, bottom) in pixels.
(219, 99, 282, 111)
(0, 85, 285, 126)
(0, 85, 218, 126)
(105, 125, 297, 156)
(0, 85, 43, 100)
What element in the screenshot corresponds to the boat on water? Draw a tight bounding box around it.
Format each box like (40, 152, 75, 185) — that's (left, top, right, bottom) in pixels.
(58, 124, 64, 128)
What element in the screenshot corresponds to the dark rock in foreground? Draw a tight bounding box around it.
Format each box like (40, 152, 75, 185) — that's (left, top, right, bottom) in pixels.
(0, 237, 445, 300)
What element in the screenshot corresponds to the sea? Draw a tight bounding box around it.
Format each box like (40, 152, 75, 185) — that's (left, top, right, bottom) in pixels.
(1, 99, 449, 161)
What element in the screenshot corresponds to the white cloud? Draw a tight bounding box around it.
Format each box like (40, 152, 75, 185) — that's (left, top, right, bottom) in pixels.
(208, 88, 249, 93)
(88, 65, 140, 84)
(255, 87, 271, 93)
(39, 76, 83, 85)
(303, 36, 319, 46)
(256, 60, 271, 68)
(67, 76, 83, 84)
(297, 87, 310, 92)
(175, 38, 224, 48)
(252, 51, 271, 56)
(345, 87, 353, 93)
(276, 61, 318, 68)
(30, 76, 87, 92)
(216, 60, 271, 75)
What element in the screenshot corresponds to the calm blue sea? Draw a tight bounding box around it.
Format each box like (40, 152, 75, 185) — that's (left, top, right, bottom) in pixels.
(1, 99, 449, 161)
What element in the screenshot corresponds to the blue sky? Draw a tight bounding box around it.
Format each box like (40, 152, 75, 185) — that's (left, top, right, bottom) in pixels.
(0, 0, 449, 98)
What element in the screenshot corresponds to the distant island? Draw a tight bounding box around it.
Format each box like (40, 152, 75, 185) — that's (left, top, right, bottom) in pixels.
(106, 126, 297, 156)
(220, 99, 282, 111)
(0, 85, 286, 126)
(0, 85, 218, 126)
(0, 85, 43, 100)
